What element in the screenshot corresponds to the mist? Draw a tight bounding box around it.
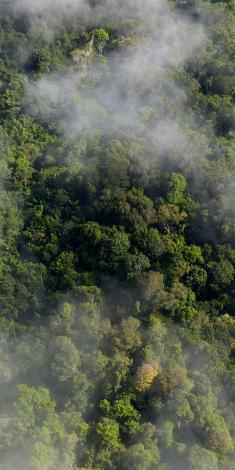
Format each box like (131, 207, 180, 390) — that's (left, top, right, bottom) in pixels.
(0, 0, 234, 469)
(23, 0, 208, 169)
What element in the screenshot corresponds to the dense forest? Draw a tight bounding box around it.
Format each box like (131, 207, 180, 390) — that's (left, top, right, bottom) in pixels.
(0, 0, 234, 468)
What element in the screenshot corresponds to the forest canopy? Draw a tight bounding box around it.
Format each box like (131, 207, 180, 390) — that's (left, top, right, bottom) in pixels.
(0, 0, 234, 469)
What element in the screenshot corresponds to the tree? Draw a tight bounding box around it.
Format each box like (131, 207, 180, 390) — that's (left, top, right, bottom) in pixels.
(166, 172, 187, 207)
(192, 394, 234, 455)
(50, 336, 81, 383)
(72, 372, 92, 413)
(124, 251, 150, 274)
(112, 317, 142, 352)
(13, 154, 34, 190)
(132, 271, 165, 302)
(159, 422, 175, 450)
(205, 421, 234, 455)
(0, 1, 235, 469)
(52, 302, 76, 337)
(77, 222, 131, 272)
(157, 204, 187, 233)
(96, 417, 120, 450)
(14, 385, 55, 435)
(50, 251, 78, 288)
(12, 385, 78, 469)
(109, 395, 140, 435)
(117, 443, 160, 470)
(156, 365, 193, 398)
(99, 140, 130, 189)
(135, 362, 158, 392)
(93, 29, 109, 52)
(209, 257, 234, 288)
(134, 227, 165, 260)
(188, 445, 219, 470)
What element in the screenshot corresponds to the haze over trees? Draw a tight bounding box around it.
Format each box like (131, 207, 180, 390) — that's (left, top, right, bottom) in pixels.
(0, 0, 234, 469)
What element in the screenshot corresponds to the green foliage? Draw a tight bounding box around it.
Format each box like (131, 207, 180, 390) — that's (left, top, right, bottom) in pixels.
(188, 445, 219, 470)
(96, 417, 120, 448)
(50, 336, 81, 383)
(93, 29, 110, 52)
(117, 442, 160, 470)
(0, 0, 234, 469)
